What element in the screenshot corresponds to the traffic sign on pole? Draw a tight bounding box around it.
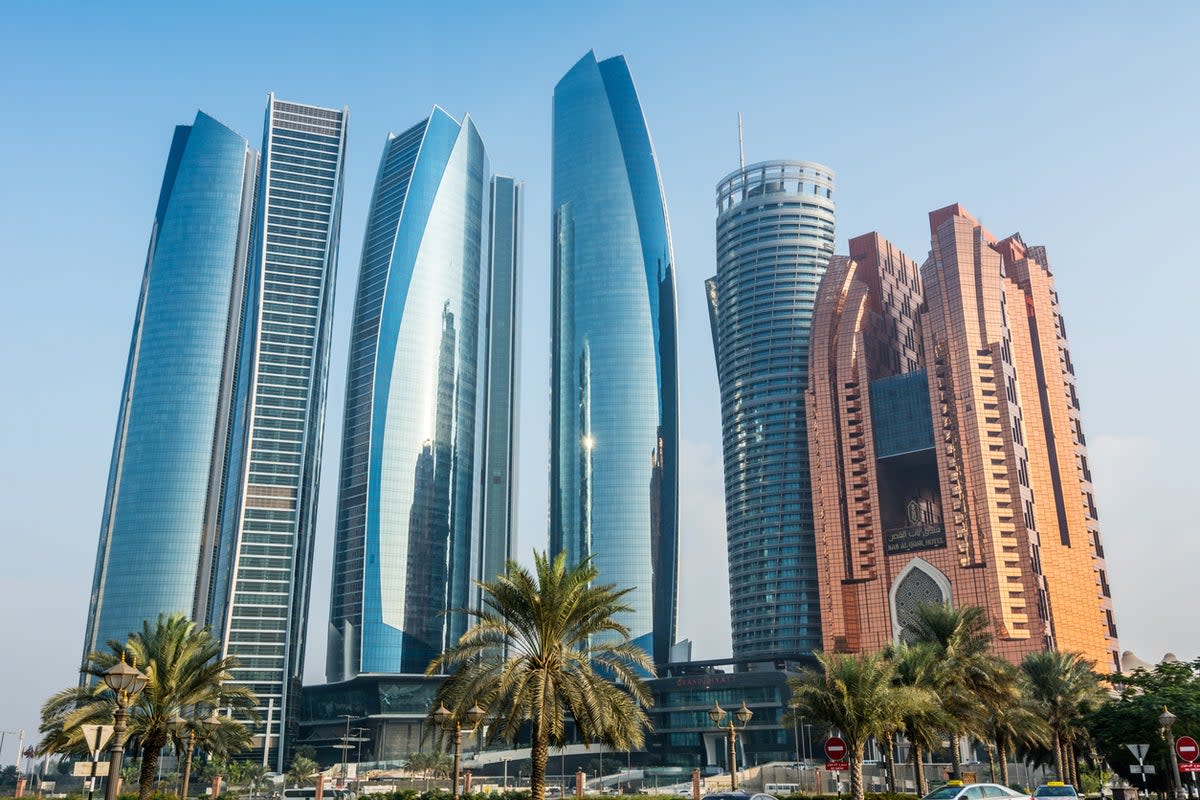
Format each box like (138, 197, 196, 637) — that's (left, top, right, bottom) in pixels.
(1127, 744, 1150, 762)
(825, 761, 849, 772)
(80, 725, 114, 758)
(1176, 736, 1199, 763)
(824, 737, 847, 762)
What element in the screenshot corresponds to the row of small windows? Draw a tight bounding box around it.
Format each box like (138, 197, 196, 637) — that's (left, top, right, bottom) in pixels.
(265, 189, 333, 214)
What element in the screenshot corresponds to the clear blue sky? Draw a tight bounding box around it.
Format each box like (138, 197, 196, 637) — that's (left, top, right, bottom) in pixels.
(2, 0, 1197, 761)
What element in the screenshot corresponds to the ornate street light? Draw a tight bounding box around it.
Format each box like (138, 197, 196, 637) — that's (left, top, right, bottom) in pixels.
(172, 710, 219, 800)
(434, 702, 486, 800)
(1160, 707, 1186, 800)
(708, 701, 753, 791)
(101, 656, 148, 800)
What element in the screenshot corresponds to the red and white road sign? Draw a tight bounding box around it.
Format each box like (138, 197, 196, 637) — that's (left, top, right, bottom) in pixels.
(1179, 764, 1200, 773)
(1177, 736, 1199, 763)
(825, 761, 849, 772)
(825, 736, 847, 761)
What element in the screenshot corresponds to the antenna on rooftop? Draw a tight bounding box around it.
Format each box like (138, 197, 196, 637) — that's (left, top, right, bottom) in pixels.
(738, 112, 745, 170)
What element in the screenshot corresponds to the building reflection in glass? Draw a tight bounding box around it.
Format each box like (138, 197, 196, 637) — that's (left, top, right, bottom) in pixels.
(328, 109, 519, 679)
(551, 51, 679, 665)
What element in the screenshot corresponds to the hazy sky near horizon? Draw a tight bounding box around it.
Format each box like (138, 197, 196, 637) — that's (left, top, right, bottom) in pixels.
(2, 0, 1197, 762)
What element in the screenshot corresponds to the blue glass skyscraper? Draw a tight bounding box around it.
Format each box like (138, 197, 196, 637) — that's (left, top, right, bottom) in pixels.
(551, 51, 679, 666)
(83, 111, 257, 663)
(327, 110, 520, 680)
(707, 161, 835, 658)
(82, 96, 347, 768)
(477, 176, 522, 604)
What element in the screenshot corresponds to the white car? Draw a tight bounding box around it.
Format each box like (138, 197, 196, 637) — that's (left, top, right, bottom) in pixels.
(921, 783, 1031, 800)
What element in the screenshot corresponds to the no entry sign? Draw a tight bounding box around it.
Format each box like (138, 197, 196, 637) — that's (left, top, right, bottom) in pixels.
(825, 736, 847, 761)
(1177, 736, 1199, 763)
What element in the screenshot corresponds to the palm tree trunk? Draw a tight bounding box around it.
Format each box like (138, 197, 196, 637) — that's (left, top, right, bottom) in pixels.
(139, 742, 163, 800)
(998, 735, 1010, 786)
(951, 734, 963, 779)
(884, 735, 898, 793)
(1053, 731, 1064, 781)
(1067, 741, 1078, 788)
(530, 720, 549, 800)
(987, 743, 997, 783)
(850, 743, 866, 800)
(913, 743, 928, 797)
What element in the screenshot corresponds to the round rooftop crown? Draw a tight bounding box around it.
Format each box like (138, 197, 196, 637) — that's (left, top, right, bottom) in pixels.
(716, 160, 835, 214)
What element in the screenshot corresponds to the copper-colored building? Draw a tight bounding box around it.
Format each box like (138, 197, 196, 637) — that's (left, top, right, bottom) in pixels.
(807, 204, 1119, 671)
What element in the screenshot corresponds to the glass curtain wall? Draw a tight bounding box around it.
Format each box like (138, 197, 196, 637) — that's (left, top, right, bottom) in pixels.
(328, 109, 516, 680)
(550, 51, 679, 665)
(707, 161, 835, 658)
(82, 111, 256, 666)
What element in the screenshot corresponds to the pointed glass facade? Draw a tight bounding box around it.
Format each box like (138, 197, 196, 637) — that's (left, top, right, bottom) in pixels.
(550, 51, 679, 665)
(327, 110, 519, 680)
(82, 111, 256, 663)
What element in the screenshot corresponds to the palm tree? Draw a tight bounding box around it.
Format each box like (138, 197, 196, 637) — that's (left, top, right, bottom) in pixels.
(427, 552, 654, 800)
(789, 651, 927, 800)
(1020, 651, 1104, 782)
(888, 642, 953, 796)
(987, 697, 1051, 786)
(38, 613, 256, 800)
(241, 762, 270, 798)
(288, 755, 319, 788)
(908, 603, 1011, 777)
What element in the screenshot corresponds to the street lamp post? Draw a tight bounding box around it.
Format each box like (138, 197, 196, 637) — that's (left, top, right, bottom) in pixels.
(1160, 707, 1186, 800)
(101, 657, 148, 800)
(708, 702, 753, 792)
(433, 702, 486, 800)
(338, 714, 355, 789)
(172, 710, 218, 799)
(353, 727, 371, 795)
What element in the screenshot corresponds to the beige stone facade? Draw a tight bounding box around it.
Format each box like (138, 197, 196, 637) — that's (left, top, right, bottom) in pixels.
(807, 205, 1119, 671)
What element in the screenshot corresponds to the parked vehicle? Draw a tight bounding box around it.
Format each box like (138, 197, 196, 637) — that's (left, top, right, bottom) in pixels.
(921, 781, 1031, 800)
(1034, 782, 1080, 799)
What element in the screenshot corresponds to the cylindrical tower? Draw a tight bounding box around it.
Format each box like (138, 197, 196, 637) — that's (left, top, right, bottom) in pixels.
(707, 160, 835, 658)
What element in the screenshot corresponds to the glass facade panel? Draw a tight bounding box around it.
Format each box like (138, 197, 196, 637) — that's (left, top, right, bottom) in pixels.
(870, 370, 935, 459)
(550, 51, 679, 665)
(83, 111, 256, 663)
(328, 110, 519, 680)
(708, 161, 835, 658)
(477, 176, 521, 594)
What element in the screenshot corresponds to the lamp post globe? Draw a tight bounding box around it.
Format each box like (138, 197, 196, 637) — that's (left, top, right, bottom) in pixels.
(102, 659, 148, 697)
(433, 702, 487, 800)
(101, 657, 148, 800)
(1160, 707, 1185, 800)
(709, 701, 752, 791)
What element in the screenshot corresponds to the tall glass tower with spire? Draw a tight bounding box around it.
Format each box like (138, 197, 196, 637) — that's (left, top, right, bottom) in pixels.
(707, 160, 835, 658)
(550, 51, 679, 666)
(327, 109, 520, 680)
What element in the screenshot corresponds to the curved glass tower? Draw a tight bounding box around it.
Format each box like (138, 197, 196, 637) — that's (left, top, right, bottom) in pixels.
(551, 51, 679, 666)
(706, 161, 835, 658)
(83, 111, 256, 659)
(328, 109, 519, 679)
